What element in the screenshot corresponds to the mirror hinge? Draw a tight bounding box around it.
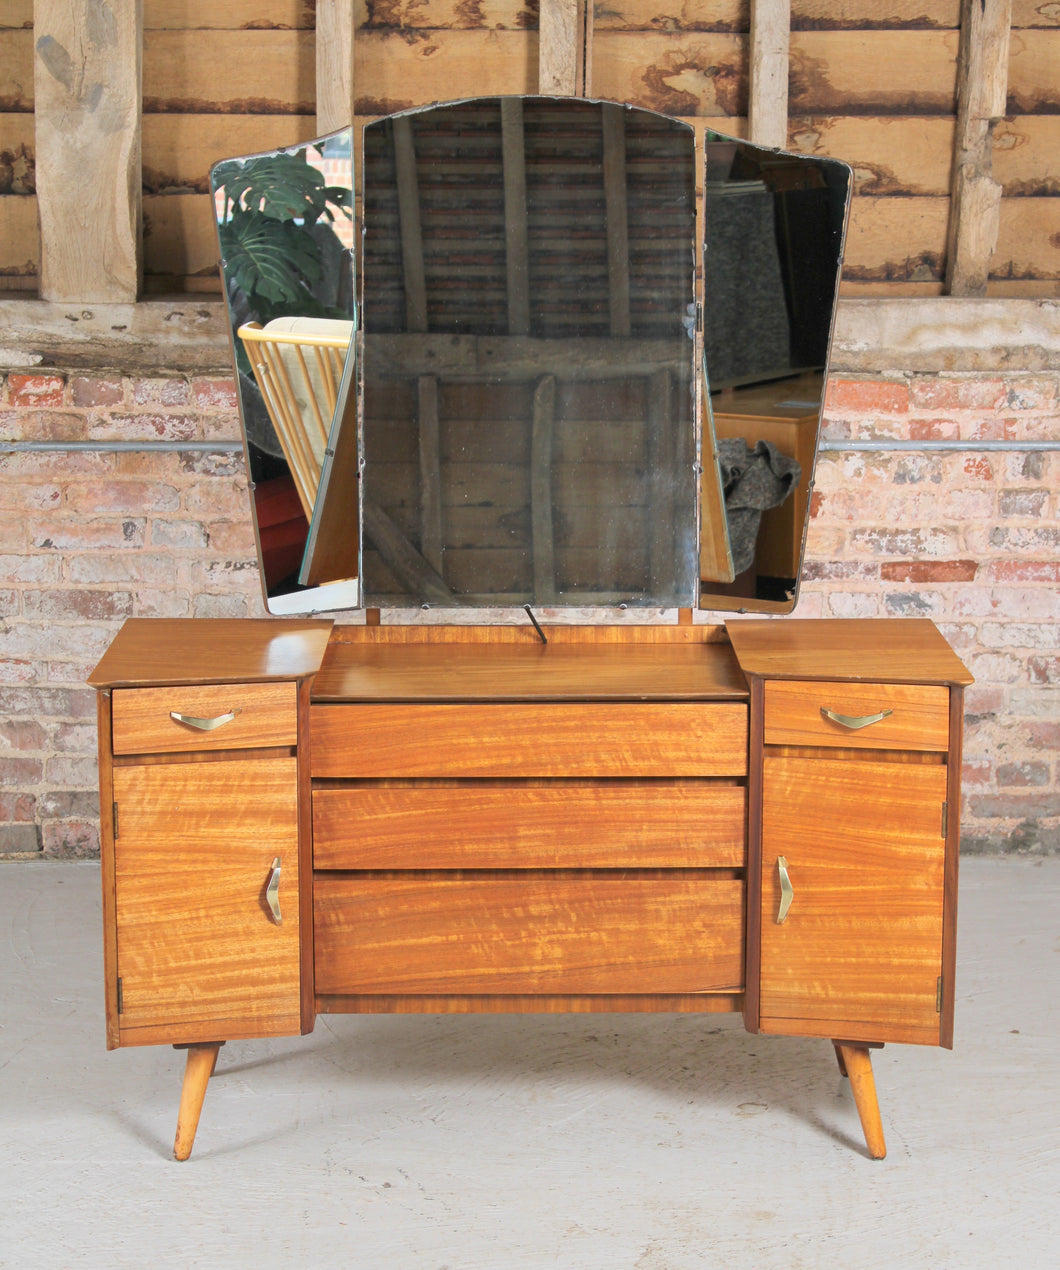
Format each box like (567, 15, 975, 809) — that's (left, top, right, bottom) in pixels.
(941, 801, 948, 838)
(112, 801, 119, 838)
(117, 977, 124, 1014)
(936, 976, 943, 1013)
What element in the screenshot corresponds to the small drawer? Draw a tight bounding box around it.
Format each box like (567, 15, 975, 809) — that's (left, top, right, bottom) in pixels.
(313, 783, 747, 869)
(311, 702, 748, 778)
(111, 682, 298, 755)
(314, 874, 745, 995)
(764, 680, 950, 752)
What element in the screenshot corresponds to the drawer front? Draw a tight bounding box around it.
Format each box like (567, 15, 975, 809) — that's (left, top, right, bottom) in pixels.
(764, 681, 950, 752)
(314, 784, 746, 869)
(314, 874, 745, 995)
(112, 682, 298, 755)
(311, 703, 748, 778)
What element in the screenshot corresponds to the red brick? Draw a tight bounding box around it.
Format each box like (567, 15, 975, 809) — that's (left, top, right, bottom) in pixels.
(909, 418, 959, 441)
(989, 561, 1060, 584)
(969, 793, 1057, 819)
(961, 761, 993, 786)
(133, 377, 190, 407)
(0, 757, 43, 785)
(8, 374, 65, 408)
(998, 489, 1048, 517)
(0, 720, 47, 750)
(22, 589, 134, 621)
(880, 560, 978, 583)
(42, 821, 99, 859)
(70, 376, 124, 407)
(962, 455, 994, 482)
(996, 761, 1051, 787)
(50, 723, 97, 753)
(44, 755, 98, 786)
(1005, 378, 1059, 410)
(64, 478, 180, 515)
(1029, 656, 1060, 684)
(1, 825, 39, 852)
(94, 412, 201, 442)
(192, 377, 239, 411)
(1026, 721, 1060, 749)
(3, 410, 88, 443)
(149, 519, 208, 549)
(824, 379, 910, 414)
(0, 792, 36, 820)
(30, 518, 146, 551)
(909, 377, 1006, 411)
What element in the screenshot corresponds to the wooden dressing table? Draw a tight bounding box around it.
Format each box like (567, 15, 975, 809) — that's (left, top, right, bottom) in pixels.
(90, 615, 971, 1161)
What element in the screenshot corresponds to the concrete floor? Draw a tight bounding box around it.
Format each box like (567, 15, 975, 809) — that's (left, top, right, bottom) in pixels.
(1, 859, 1057, 1270)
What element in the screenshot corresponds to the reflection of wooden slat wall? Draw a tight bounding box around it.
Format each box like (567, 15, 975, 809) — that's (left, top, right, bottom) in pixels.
(2, 1, 1057, 294)
(362, 375, 691, 603)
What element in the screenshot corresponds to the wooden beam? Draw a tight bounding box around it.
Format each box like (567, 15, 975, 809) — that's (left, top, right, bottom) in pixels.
(315, 0, 355, 135)
(531, 374, 557, 604)
(501, 98, 531, 337)
(539, 0, 589, 96)
(418, 375, 444, 577)
(393, 116, 428, 333)
(363, 500, 454, 604)
(33, 0, 142, 302)
(748, 0, 791, 150)
(647, 368, 675, 596)
(945, 0, 1012, 296)
(602, 104, 632, 339)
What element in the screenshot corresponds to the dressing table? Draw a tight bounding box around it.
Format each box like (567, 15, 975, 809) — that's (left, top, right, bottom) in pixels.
(90, 99, 971, 1160)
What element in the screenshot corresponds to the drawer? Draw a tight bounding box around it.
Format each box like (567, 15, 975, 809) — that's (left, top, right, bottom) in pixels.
(111, 682, 298, 755)
(310, 703, 748, 778)
(314, 874, 745, 995)
(764, 680, 950, 752)
(313, 784, 747, 869)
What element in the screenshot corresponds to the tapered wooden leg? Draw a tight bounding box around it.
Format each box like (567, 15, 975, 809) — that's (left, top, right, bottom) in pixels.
(835, 1042, 887, 1159)
(832, 1041, 848, 1077)
(173, 1043, 221, 1161)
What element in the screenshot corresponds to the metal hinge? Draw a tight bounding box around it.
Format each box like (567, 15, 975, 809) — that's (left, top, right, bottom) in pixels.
(113, 801, 119, 838)
(941, 801, 948, 838)
(117, 977, 124, 1014)
(936, 976, 943, 1013)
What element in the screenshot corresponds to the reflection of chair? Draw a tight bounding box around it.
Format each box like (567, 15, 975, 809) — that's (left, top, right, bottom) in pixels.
(238, 317, 354, 518)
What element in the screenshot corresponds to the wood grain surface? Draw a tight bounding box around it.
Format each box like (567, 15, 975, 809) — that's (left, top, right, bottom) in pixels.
(726, 618, 974, 685)
(313, 783, 746, 869)
(312, 639, 747, 701)
(314, 873, 745, 995)
(311, 702, 748, 777)
(759, 755, 947, 1044)
(764, 680, 951, 751)
(111, 682, 297, 755)
(88, 618, 333, 688)
(112, 757, 302, 1036)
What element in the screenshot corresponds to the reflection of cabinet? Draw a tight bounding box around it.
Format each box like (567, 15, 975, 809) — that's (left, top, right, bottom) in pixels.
(91, 617, 971, 1162)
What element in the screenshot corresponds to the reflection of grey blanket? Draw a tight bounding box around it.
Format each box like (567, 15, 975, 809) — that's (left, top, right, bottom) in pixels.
(717, 438, 801, 574)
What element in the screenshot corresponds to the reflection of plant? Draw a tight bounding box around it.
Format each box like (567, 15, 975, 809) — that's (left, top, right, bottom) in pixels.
(215, 148, 352, 318)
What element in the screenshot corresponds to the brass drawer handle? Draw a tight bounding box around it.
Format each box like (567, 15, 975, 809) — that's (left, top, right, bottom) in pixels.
(776, 856, 794, 924)
(820, 707, 893, 730)
(266, 857, 283, 924)
(170, 708, 241, 731)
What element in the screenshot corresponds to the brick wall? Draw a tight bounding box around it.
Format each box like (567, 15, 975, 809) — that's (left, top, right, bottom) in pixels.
(1, 367, 1057, 858)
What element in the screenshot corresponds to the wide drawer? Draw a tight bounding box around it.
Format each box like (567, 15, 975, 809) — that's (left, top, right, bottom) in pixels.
(310, 703, 748, 778)
(764, 681, 950, 752)
(314, 874, 745, 995)
(111, 682, 298, 755)
(313, 783, 746, 869)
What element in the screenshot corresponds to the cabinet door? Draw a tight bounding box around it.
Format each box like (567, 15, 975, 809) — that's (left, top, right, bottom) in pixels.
(112, 757, 301, 1041)
(759, 755, 947, 1044)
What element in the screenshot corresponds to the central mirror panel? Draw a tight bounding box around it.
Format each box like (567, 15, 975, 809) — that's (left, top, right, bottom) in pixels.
(358, 98, 700, 608)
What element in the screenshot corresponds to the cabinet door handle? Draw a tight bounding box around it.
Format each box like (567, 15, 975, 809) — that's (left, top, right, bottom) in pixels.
(776, 856, 794, 924)
(265, 857, 283, 924)
(170, 708, 241, 731)
(820, 707, 892, 730)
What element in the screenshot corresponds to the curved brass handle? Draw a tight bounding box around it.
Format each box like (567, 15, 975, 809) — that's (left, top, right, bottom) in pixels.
(170, 708, 241, 732)
(776, 856, 794, 924)
(265, 858, 282, 924)
(820, 707, 893, 731)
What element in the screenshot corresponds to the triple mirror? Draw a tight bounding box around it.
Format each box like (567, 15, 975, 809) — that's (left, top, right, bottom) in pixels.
(211, 99, 850, 616)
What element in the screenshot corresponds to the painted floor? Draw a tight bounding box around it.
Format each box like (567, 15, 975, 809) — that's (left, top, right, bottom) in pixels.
(1, 857, 1057, 1270)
